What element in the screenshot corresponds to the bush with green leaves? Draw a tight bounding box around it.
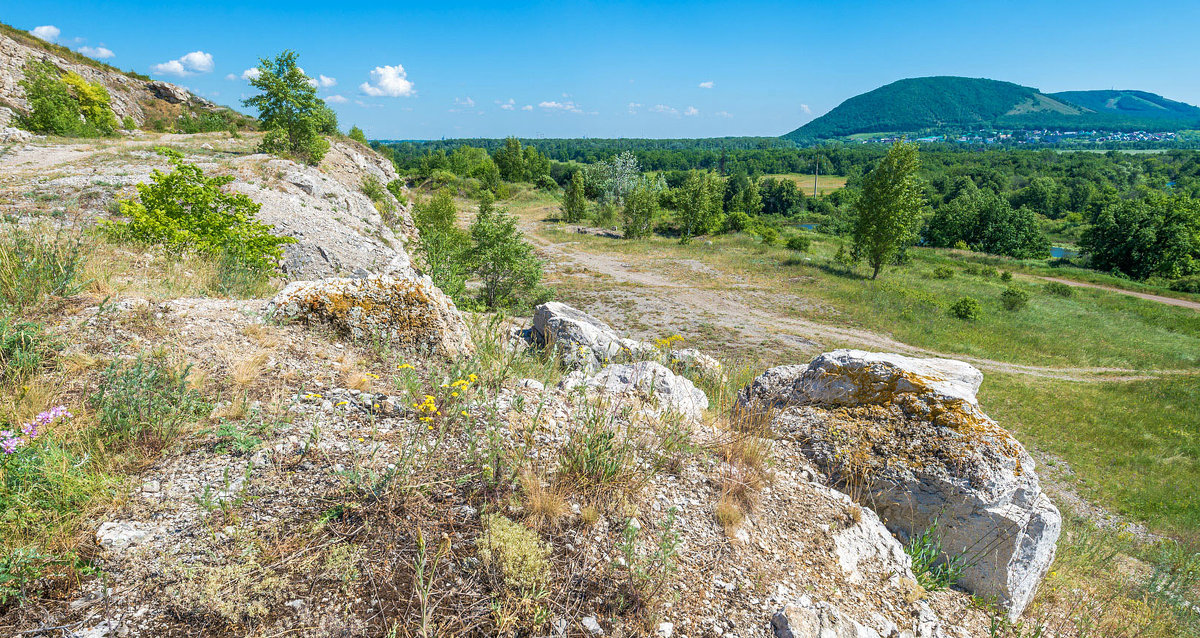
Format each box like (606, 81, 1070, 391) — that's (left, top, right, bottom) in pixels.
(88, 353, 209, 447)
(1000, 286, 1030, 311)
(1168, 275, 1200, 294)
(785, 235, 811, 253)
(347, 125, 367, 144)
(948, 296, 983, 321)
(1000, 270, 1013, 282)
(17, 61, 117, 136)
(105, 148, 294, 274)
(243, 50, 336, 165)
(1045, 281, 1075, 297)
(931, 265, 955, 279)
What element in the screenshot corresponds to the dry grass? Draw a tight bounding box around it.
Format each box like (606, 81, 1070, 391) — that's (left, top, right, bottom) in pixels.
(520, 471, 568, 531)
(715, 495, 744, 533)
(231, 350, 271, 387)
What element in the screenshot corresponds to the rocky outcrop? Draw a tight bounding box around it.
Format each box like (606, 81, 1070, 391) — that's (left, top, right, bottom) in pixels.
(0, 29, 221, 126)
(267, 274, 473, 357)
(228, 139, 417, 280)
(530, 302, 723, 381)
(562, 361, 709, 421)
(742, 349, 1060, 620)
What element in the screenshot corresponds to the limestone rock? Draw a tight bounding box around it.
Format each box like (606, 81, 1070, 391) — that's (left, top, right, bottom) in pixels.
(0, 126, 32, 143)
(229, 139, 416, 280)
(565, 361, 709, 421)
(772, 596, 881, 638)
(745, 350, 1060, 620)
(532, 301, 630, 372)
(267, 274, 473, 357)
(96, 521, 155, 552)
(666, 347, 724, 382)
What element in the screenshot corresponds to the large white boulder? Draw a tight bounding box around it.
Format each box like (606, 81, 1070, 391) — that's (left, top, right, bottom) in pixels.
(563, 361, 709, 421)
(743, 350, 1060, 620)
(267, 273, 473, 357)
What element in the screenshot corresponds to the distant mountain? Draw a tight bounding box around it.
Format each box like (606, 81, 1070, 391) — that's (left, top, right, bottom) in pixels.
(783, 76, 1200, 141)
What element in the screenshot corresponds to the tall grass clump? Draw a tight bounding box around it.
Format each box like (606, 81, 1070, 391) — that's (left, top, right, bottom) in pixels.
(0, 225, 85, 313)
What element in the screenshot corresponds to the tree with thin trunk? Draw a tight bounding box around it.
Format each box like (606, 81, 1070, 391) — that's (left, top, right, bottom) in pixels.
(852, 141, 925, 279)
(562, 175, 587, 223)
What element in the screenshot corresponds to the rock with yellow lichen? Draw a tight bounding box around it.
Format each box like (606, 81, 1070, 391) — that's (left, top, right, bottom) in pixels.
(741, 349, 1060, 622)
(267, 274, 473, 357)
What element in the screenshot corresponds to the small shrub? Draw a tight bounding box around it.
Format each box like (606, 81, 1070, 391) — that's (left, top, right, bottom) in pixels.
(1000, 286, 1030, 311)
(785, 235, 811, 253)
(60, 72, 118, 134)
(0, 548, 46, 607)
(948, 296, 983, 321)
(593, 202, 617, 229)
(723, 210, 752, 234)
(121, 115, 137, 130)
(1168, 275, 1200, 294)
(757, 225, 779, 246)
(88, 353, 209, 447)
(477, 514, 550, 592)
(952, 240, 969, 251)
(347, 125, 367, 144)
(105, 148, 295, 274)
(1045, 281, 1075, 297)
(1000, 270, 1013, 282)
(931, 266, 955, 279)
(534, 174, 558, 191)
(385, 179, 409, 206)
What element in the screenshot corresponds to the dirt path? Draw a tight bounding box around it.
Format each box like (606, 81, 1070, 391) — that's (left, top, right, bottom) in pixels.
(1038, 276, 1200, 311)
(518, 213, 1194, 382)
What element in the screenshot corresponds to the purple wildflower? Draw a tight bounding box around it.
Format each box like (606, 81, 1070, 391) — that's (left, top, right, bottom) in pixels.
(1, 430, 20, 455)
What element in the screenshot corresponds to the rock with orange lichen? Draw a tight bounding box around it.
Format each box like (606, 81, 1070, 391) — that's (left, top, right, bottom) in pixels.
(267, 274, 473, 358)
(741, 349, 1060, 622)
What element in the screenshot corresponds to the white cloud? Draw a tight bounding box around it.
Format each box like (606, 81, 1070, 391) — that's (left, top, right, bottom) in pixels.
(30, 25, 59, 42)
(240, 67, 260, 81)
(152, 51, 214, 76)
(539, 100, 585, 114)
(359, 64, 415, 97)
(627, 102, 642, 114)
(318, 74, 337, 88)
(698, 80, 714, 89)
(77, 45, 114, 59)
(715, 110, 733, 118)
(650, 104, 679, 116)
(496, 98, 516, 110)
(326, 94, 348, 103)
(684, 106, 699, 116)
(454, 96, 475, 107)
(521, 104, 533, 111)
(800, 104, 812, 114)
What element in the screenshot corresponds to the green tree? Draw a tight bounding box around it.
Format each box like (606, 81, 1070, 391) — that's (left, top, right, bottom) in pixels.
(412, 189, 471, 302)
(470, 195, 545, 309)
(925, 177, 1049, 258)
(242, 50, 333, 165)
(622, 183, 658, 239)
(493, 137, 527, 182)
(347, 125, 367, 144)
(1082, 193, 1200, 279)
(562, 175, 588, 223)
(853, 141, 925, 279)
(674, 171, 724, 244)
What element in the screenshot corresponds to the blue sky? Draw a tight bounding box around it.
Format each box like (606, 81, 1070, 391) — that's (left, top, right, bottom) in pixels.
(7, 1, 1200, 139)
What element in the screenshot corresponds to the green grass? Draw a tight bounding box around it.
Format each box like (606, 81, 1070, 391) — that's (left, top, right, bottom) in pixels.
(981, 373, 1200, 537)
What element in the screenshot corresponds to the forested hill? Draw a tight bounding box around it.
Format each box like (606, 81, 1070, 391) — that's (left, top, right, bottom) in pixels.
(784, 76, 1200, 140)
